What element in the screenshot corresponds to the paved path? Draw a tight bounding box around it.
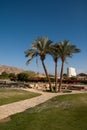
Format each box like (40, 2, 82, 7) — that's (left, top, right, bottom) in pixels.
(0, 88, 86, 120)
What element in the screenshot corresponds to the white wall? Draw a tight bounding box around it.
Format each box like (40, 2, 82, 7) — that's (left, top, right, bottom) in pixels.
(67, 67, 76, 77)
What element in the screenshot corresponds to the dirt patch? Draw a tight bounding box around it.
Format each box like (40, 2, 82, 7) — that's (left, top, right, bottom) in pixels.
(0, 117, 11, 123)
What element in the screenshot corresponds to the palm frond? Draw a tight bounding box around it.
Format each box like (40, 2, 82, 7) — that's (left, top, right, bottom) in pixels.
(24, 49, 39, 65)
(31, 36, 53, 55)
(57, 40, 80, 61)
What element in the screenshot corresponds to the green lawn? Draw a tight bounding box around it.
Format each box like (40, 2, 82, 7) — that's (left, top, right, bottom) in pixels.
(0, 93, 87, 130)
(0, 88, 41, 105)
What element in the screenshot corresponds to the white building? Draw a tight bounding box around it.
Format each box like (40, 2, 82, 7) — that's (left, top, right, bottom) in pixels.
(67, 67, 77, 77)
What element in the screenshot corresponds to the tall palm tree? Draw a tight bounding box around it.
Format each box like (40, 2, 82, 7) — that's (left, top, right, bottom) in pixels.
(25, 36, 53, 91)
(58, 40, 80, 92)
(49, 44, 60, 92)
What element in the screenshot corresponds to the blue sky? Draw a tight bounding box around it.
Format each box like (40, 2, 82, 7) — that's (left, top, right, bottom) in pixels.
(0, 0, 87, 74)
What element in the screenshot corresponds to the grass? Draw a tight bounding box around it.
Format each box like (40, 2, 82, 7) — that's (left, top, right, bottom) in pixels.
(0, 88, 41, 105)
(0, 93, 87, 130)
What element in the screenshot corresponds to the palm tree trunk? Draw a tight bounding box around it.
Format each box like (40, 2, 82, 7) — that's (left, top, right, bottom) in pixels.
(41, 60, 52, 91)
(55, 61, 58, 92)
(58, 61, 64, 92)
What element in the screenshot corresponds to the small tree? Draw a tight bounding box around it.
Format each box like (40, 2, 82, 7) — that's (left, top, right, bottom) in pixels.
(17, 72, 29, 82)
(9, 73, 17, 81)
(0, 71, 9, 79)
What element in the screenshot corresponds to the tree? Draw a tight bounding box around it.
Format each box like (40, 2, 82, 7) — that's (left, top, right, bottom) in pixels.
(25, 36, 53, 91)
(17, 72, 29, 82)
(49, 44, 60, 92)
(1, 71, 9, 79)
(9, 73, 17, 81)
(58, 40, 80, 92)
(78, 73, 87, 76)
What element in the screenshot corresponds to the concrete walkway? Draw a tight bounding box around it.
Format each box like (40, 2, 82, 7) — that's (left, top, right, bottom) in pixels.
(0, 88, 86, 120)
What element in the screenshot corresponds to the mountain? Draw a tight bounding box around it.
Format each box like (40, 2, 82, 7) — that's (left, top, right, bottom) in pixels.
(0, 65, 25, 74)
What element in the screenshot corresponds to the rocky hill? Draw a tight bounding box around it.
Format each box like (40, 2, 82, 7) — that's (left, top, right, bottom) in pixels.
(0, 65, 25, 74)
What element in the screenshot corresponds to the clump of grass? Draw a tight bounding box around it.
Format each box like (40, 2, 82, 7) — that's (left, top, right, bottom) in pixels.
(0, 88, 41, 105)
(25, 93, 87, 113)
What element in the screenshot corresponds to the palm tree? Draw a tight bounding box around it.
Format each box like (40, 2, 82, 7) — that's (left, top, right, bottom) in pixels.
(49, 44, 60, 92)
(58, 40, 80, 92)
(25, 36, 53, 91)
